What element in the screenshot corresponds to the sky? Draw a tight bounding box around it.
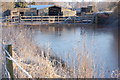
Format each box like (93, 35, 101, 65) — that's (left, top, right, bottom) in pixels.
(25, 0, 118, 2)
(2, 0, 118, 2)
(27, 0, 104, 2)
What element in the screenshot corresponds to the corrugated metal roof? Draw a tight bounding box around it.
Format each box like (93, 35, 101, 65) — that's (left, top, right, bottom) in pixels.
(28, 5, 54, 10)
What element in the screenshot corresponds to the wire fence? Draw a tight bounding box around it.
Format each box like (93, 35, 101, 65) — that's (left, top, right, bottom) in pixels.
(2, 45, 32, 78)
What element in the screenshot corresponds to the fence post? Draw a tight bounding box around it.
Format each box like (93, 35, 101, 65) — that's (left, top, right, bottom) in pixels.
(10, 15, 12, 23)
(19, 14, 21, 23)
(5, 45, 14, 79)
(14, 17, 15, 23)
(74, 16, 75, 23)
(6, 16, 7, 23)
(6, 16, 8, 24)
(31, 15, 32, 23)
(48, 16, 50, 23)
(58, 15, 59, 23)
(95, 14, 98, 24)
(41, 16, 43, 24)
(54, 16, 55, 23)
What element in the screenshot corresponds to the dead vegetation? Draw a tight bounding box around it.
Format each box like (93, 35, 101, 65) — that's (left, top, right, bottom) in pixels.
(2, 25, 71, 78)
(2, 25, 119, 78)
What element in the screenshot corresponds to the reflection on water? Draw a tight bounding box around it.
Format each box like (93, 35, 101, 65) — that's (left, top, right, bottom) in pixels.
(27, 24, 118, 78)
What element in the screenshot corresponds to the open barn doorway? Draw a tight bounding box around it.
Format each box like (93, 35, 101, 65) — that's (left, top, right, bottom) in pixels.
(20, 12, 24, 16)
(49, 6, 62, 16)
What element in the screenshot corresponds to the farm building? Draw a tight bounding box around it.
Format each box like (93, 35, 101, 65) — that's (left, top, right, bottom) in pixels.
(69, 5, 97, 16)
(3, 5, 76, 18)
(81, 6, 97, 13)
(3, 8, 37, 18)
(11, 8, 37, 17)
(28, 5, 76, 16)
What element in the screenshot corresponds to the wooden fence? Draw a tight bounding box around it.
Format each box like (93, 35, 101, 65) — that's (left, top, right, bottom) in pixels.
(0, 15, 95, 24)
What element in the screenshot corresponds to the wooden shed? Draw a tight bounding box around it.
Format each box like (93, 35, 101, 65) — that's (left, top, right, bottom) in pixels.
(81, 6, 96, 13)
(9, 8, 37, 18)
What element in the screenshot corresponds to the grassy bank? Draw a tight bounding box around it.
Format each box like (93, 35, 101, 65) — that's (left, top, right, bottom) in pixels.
(2, 25, 119, 78)
(2, 25, 73, 78)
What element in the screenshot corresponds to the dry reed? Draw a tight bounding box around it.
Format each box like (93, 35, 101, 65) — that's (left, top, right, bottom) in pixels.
(2, 25, 119, 78)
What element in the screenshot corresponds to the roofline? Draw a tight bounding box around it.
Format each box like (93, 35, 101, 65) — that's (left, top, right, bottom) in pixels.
(28, 5, 54, 10)
(10, 8, 36, 11)
(28, 5, 75, 11)
(38, 5, 55, 10)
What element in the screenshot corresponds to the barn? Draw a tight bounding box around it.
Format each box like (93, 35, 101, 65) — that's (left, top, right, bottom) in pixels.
(28, 5, 76, 16)
(81, 6, 96, 13)
(5, 8, 37, 18)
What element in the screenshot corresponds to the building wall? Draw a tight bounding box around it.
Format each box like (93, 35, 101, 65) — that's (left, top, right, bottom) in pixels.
(10, 8, 37, 17)
(49, 6, 61, 16)
(16, 8, 37, 16)
(11, 10, 19, 17)
(8, 7, 76, 17)
(38, 8, 49, 16)
(62, 8, 76, 16)
(37, 7, 76, 16)
(81, 6, 97, 14)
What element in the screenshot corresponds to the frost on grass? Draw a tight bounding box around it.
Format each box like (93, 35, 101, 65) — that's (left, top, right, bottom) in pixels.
(2, 25, 119, 78)
(2, 26, 60, 78)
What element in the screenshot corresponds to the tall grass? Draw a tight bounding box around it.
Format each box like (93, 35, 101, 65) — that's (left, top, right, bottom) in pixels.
(2, 25, 60, 78)
(2, 25, 119, 78)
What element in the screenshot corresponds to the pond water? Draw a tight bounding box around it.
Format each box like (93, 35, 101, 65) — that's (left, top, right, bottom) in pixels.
(29, 24, 118, 78)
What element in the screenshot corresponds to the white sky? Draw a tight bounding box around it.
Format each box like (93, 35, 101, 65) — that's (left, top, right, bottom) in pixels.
(26, 0, 118, 2)
(1, 0, 118, 2)
(28, 0, 104, 2)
